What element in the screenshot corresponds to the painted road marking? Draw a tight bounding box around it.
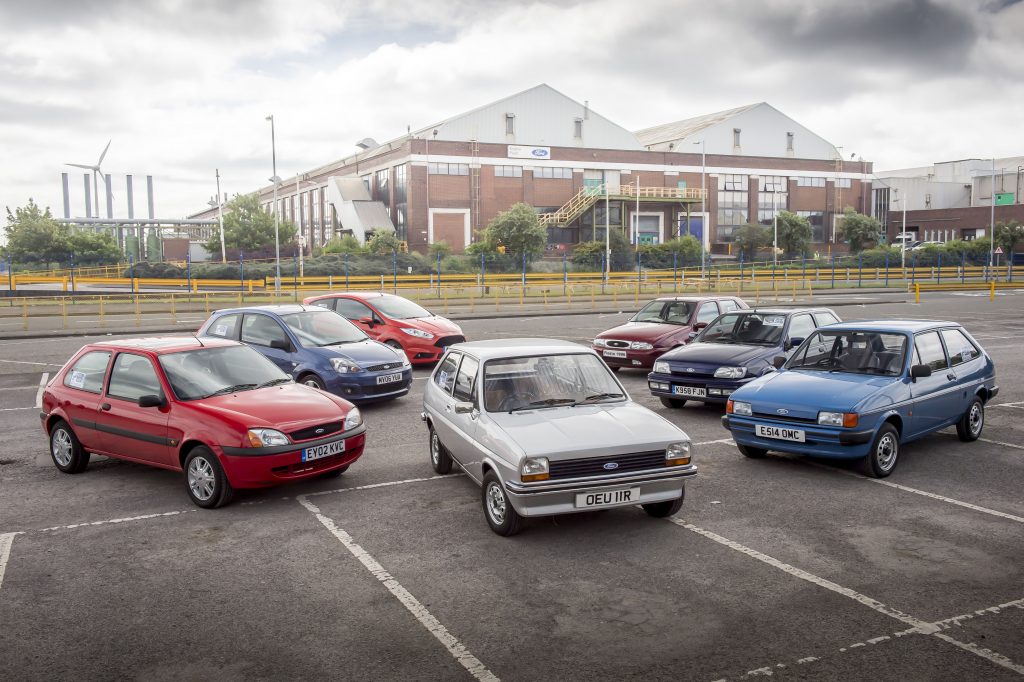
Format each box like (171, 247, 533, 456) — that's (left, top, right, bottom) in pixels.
(0, 385, 38, 391)
(0, 532, 18, 592)
(0, 358, 64, 367)
(304, 474, 463, 499)
(979, 437, 1024, 450)
(0, 407, 35, 411)
(298, 495, 499, 681)
(35, 373, 48, 409)
(34, 510, 198, 534)
(672, 519, 1024, 677)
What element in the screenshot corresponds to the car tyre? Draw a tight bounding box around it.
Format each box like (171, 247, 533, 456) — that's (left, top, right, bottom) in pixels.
(384, 340, 404, 351)
(642, 490, 685, 518)
(320, 464, 349, 478)
(49, 420, 90, 474)
(300, 374, 326, 390)
(955, 397, 984, 442)
(737, 444, 768, 458)
(482, 471, 523, 536)
(184, 446, 234, 509)
(861, 423, 899, 478)
(429, 425, 452, 474)
(608, 366, 620, 373)
(660, 397, 685, 409)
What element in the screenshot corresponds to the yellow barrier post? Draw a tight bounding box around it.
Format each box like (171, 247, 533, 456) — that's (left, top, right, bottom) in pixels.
(62, 277, 68, 292)
(99, 297, 105, 327)
(238, 291, 243, 306)
(61, 297, 68, 329)
(135, 296, 141, 327)
(990, 281, 995, 301)
(21, 299, 28, 331)
(915, 283, 920, 304)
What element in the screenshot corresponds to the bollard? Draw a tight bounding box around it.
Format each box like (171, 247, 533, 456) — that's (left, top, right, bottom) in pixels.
(22, 299, 28, 331)
(495, 287, 500, 311)
(135, 296, 141, 327)
(990, 281, 995, 301)
(915, 283, 920, 304)
(61, 297, 68, 329)
(99, 297, 106, 327)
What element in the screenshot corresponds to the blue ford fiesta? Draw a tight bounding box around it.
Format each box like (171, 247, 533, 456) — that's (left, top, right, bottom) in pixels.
(721, 320, 997, 477)
(198, 305, 412, 403)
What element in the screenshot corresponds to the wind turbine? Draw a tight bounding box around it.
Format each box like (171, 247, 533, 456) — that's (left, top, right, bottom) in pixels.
(66, 140, 111, 218)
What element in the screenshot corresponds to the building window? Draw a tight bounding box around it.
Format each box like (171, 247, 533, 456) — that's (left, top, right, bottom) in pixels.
(494, 165, 522, 178)
(534, 167, 572, 179)
(574, 118, 583, 139)
(505, 113, 515, 135)
(393, 164, 408, 243)
(835, 178, 852, 189)
(796, 176, 826, 187)
(720, 174, 748, 191)
(760, 176, 787, 192)
(797, 210, 826, 242)
(733, 128, 741, 148)
(429, 162, 469, 176)
(786, 132, 794, 152)
(361, 174, 371, 192)
(375, 168, 390, 208)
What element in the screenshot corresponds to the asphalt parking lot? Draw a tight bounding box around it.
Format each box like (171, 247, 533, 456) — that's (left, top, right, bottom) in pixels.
(1, 292, 1022, 681)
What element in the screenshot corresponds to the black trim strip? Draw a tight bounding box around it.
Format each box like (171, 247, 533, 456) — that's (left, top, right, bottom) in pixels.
(221, 425, 367, 457)
(71, 418, 173, 446)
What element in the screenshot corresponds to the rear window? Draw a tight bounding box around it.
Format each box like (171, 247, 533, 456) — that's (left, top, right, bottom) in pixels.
(941, 328, 979, 366)
(434, 353, 460, 394)
(63, 350, 111, 394)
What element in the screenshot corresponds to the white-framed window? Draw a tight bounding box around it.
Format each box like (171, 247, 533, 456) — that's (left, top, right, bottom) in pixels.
(797, 176, 826, 188)
(429, 162, 470, 176)
(760, 176, 787, 192)
(835, 178, 852, 189)
(534, 167, 572, 179)
(719, 174, 748, 191)
(494, 165, 522, 178)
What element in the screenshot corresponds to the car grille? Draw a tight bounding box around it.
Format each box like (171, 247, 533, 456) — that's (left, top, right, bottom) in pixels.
(667, 364, 715, 378)
(752, 411, 817, 425)
(435, 335, 466, 348)
(548, 450, 666, 479)
(289, 421, 343, 441)
(365, 361, 404, 372)
(604, 339, 631, 349)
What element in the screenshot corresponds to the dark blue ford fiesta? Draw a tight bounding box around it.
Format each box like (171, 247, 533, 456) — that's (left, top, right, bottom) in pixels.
(198, 305, 412, 403)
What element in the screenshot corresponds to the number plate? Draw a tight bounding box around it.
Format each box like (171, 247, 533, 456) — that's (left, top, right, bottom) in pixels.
(574, 487, 640, 509)
(755, 424, 805, 442)
(603, 349, 627, 359)
(302, 438, 345, 462)
(376, 373, 403, 385)
(673, 385, 707, 397)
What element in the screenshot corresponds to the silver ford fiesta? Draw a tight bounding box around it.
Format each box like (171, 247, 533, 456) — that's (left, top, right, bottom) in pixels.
(421, 338, 697, 536)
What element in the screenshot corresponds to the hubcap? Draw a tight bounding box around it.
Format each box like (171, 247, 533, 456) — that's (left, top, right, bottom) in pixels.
(485, 482, 506, 525)
(51, 429, 73, 467)
(430, 433, 440, 465)
(969, 403, 983, 435)
(876, 433, 898, 472)
(304, 378, 321, 388)
(188, 456, 217, 501)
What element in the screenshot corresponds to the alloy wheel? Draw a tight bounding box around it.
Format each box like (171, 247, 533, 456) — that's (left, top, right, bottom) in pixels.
(188, 456, 216, 501)
(51, 429, 73, 467)
(485, 482, 506, 525)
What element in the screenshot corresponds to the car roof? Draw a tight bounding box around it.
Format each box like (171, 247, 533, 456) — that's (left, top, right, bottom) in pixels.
(744, 307, 834, 315)
(651, 295, 737, 302)
(212, 304, 323, 316)
(449, 338, 591, 361)
(90, 336, 239, 354)
(822, 320, 958, 333)
(309, 291, 390, 301)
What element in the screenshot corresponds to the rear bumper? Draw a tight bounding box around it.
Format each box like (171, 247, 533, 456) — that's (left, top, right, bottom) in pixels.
(721, 415, 874, 459)
(594, 347, 665, 369)
(219, 431, 366, 488)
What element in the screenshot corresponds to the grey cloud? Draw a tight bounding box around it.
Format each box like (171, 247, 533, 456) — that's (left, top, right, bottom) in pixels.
(0, 97, 99, 127)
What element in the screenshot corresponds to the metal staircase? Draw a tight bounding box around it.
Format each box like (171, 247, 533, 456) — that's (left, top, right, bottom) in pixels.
(538, 184, 705, 227)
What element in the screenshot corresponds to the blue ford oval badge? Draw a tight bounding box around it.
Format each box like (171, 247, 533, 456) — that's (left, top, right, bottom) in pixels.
(603, 462, 619, 470)
(776, 409, 789, 415)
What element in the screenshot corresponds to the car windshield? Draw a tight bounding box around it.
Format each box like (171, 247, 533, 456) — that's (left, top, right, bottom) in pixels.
(697, 312, 786, 346)
(787, 330, 908, 375)
(159, 345, 292, 401)
(373, 296, 432, 320)
(632, 300, 695, 324)
(483, 353, 624, 412)
(281, 310, 367, 346)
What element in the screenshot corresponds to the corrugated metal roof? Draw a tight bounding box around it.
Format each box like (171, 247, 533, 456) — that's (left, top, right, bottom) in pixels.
(635, 103, 761, 146)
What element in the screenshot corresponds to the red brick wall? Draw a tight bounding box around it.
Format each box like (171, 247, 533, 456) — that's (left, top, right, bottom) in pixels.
(887, 205, 1024, 242)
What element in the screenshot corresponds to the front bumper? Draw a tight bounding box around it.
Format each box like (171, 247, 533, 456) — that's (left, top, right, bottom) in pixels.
(721, 414, 875, 459)
(403, 335, 465, 364)
(323, 369, 412, 402)
(648, 372, 754, 404)
(503, 464, 697, 517)
(219, 429, 366, 488)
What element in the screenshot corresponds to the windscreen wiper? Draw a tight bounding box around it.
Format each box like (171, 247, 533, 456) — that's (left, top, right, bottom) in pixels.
(257, 378, 293, 388)
(573, 392, 625, 405)
(204, 383, 257, 398)
(509, 398, 576, 413)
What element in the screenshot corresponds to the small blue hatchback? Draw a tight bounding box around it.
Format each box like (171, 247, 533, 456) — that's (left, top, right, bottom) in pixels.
(721, 320, 998, 477)
(198, 305, 412, 403)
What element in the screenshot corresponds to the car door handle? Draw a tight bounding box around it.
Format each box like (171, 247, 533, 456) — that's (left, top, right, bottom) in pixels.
(445, 403, 453, 413)
(100, 403, 111, 411)
(946, 373, 957, 381)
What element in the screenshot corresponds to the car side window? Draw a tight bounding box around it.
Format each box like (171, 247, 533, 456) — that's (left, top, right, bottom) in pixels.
(787, 314, 816, 342)
(206, 313, 241, 339)
(107, 353, 162, 402)
(63, 351, 111, 394)
(311, 299, 336, 312)
(814, 312, 840, 327)
(434, 353, 461, 395)
(241, 314, 289, 347)
(719, 299, 739, 313)
(940, 328, 979, 366)
(914, 332, 949, 371)
(336, 299, 373, 321)
(696, 302, 720, 324)
(453, 356, 479, 403)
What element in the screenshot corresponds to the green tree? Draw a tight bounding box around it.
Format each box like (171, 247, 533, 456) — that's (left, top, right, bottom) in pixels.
(481, 203, 547, 262)
(67, 231, 122, 265)
(321, 235, 365, 254)
(571, 227, 633, 270)
(427, 241, 453, 259)
(838, 208, 882, 253)
(733, 223, 769, 260)
(206, 193, 297, 254)
(365, 231, 403, 255)
(995, 220, 1024, 255)
(4, 199, 70, 264)
(775, 210, 813, 258)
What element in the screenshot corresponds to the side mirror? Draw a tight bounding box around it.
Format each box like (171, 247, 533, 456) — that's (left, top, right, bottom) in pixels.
(910, 364, 932, 379)
(359, 316, 375, 326)
(137, 394, 164, 408)
(784, 336, 805, 351)
(454, 401, 475, 414)
(772, 356, 787, 369)
(269, 338, 291, 351)
(693, 321, 709, 331)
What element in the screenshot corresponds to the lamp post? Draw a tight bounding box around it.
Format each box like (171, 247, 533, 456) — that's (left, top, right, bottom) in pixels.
(266, 114, 281, 293)
(1017, 165, 1023, 204)
(694, 140, 706, 280)
(604, 180, 610, 282)
(208, 169, 226, 264)
(989, 159, 996, 275)
(772, 190, 779, 267)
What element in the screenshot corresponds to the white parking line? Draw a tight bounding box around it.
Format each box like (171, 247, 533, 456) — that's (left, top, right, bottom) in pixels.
(33, 509, 198, 534)
(0, 358, 64, 367)
(298, 495, 499, 681)
(0, 532, 18, 592)
(0, 407, 35, 412)
(671, 519, 1024, 677)
(978, 437, 1024, 450)
(303, 474, 462, 499)
(35, 373, 48, 409)
(990, 401, 1024, 408)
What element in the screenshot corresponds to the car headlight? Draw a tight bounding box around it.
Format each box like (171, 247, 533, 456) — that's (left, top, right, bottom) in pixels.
(246, 428, 290, 447)
(593, 338, 608, 347)
(728, 400, 752, 416)
(631, 341, 654, 350)
(819, 411, 858, 427)
(344, 407, 363, 430)
(520, 456, 549, 482)
(666, 441, 691, 466)
(714, 366, 746, 379)
(401, 327, 434, 339)
(653, 361, 671, 374)
(330, 357, 362, 374)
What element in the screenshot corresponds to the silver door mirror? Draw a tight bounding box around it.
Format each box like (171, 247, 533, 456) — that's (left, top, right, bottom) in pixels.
(454, 401, 475, 414)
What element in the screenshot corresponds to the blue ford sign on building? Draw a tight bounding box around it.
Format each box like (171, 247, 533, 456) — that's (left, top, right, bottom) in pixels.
(508, 145, 551, 160)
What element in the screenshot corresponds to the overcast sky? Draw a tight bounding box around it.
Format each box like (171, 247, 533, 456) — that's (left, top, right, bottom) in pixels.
(1, 0, 1021, 220)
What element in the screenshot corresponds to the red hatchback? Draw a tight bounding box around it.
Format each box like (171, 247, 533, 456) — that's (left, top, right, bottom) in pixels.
(303, 292, 465, 365)
(593, 296, 748, 370)
(40, 337, 366, 508)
